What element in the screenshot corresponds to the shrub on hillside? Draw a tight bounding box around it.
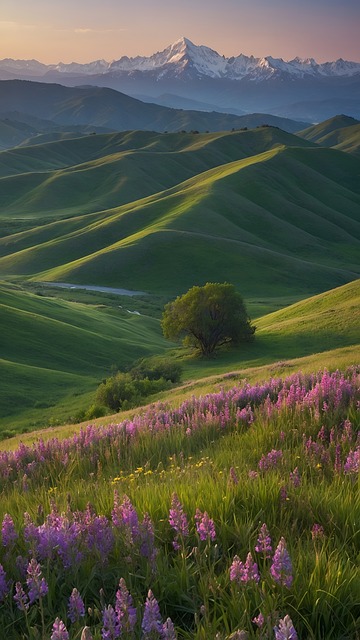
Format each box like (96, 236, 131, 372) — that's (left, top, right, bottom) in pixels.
(95, 371, 171, 413)
(130, 357, 182, 383)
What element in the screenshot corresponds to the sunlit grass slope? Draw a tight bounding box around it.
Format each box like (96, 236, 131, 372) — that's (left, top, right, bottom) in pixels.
(297, 114, 359, 142)
(0, 282, 169, 429)
(180, 279, 360, 380)
(0, 127, 313, 232)
(0, 144, 357, 297)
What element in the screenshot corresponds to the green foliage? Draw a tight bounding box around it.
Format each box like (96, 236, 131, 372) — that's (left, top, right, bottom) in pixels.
(95, 371, 171, 412)
(162, 282, 255, 356)
(129, 356, 183, 383)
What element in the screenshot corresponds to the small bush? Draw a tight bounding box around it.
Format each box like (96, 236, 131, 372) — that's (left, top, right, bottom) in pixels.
(130, 357, 183, 383)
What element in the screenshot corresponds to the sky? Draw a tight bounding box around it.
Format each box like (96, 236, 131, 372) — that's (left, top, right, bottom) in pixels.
(1, 0, 359, 64)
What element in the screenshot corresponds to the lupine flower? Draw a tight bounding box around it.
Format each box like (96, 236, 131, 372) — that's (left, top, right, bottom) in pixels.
(229, 467, 239, 485)
(258, 449, 283, 471)
(274, 614, 298, 639)
(162, 617, 177, 639)
(334, 444, 342, 473)
(112, 493, 139, 544)
(311, 523, 324, 540)
(169, 493, 189, 549)
(255, 523, 272, 558)
(102, 605, 119, 640)
(51, 618, 70, 640)
(81, 628, 93, 640)
(289, 468, 300, 487)
(141, 590, 163, 637)
(14, 582, 29, 611)
(252, 612, 265, 627)
(195, 509, 216, 541)
(139, 513, 157, 567)
(1, 514, 17, 548)
(26, 558, 48, 604)
(270, 538, 293, 588)
(68, 588, 85, 623)
(0, 564, 9, 601)
(229, 553, 260, 584)
(115, 578, 137, 634)
(344, 448, 359, 474)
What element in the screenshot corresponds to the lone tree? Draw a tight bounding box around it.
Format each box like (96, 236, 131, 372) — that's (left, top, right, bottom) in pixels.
(161, 282, 255, 356)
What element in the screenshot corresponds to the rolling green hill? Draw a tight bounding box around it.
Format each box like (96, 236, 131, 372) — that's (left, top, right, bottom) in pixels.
(0, 126, 314, 234)
(297, 114, 360, 142)
(0, 143, 358, 298)
(0, 282, 170, 431)
(297, 114, 360, 156)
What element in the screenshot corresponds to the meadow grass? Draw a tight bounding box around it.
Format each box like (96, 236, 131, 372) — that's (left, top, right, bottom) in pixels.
(0, 367, 358, 639)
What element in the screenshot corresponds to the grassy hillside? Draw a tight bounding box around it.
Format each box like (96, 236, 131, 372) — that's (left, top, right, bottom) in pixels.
(297, 115, 360, 156)
(1, 279, 358, 435)
(0, 282, 170, 432)
(0, 144, 358, 297)
(297, 114, 360, 141)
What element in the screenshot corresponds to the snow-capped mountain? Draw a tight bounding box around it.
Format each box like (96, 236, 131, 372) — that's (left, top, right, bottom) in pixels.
(1, 38, 360, 122)
(1, 37, 360, 81)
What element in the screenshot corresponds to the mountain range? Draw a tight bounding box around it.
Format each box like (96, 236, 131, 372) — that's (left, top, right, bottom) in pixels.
(1, 38, 360, 121)
(0, 80, 310, 148)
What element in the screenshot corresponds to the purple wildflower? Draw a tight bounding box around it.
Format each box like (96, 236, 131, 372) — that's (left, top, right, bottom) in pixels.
(141, 590, 163, 638)
(344, 448, 359, 474)
(112, 492, 139, 544)
(311, 524, 324, 540)
(258, 449, 283, 471)
(255, 523, 272, 558)
(163, 617, 177, 639)
(270, 538, 293, 588)
(289, 468, 301, 487)
(195, 509, 216, 542)
(68, 588, 85, 623)
(51, 618, 70, 640)
(0, 564, 9, 601)
(229, 467, 239, 485)
(14, 582, 29, 611)
(102, 605, 120, 640)
(229, 553, 260, 584)
(274, 614, 298, 639)
(26, 558, 48, 604)
(169, 493, 189, 550)
(252, 612, 265, 628)
(115, 578, 137, 634)
(1, 513, 17, 548)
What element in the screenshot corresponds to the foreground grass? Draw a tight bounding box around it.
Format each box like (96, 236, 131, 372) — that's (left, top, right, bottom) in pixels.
(0, 367, 358, 639)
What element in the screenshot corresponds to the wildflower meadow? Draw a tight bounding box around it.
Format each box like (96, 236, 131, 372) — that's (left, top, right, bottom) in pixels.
(0, 368, 359, 639)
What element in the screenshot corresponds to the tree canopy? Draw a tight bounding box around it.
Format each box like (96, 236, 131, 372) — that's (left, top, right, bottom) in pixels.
(161, 282, 255, 356)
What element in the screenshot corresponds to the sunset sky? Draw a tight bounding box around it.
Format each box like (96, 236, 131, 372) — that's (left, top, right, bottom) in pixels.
(1, 0, 359, 64)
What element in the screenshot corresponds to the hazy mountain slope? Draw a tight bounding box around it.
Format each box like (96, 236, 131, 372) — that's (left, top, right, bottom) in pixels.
(0, 80, 307, 133)
(0, 145, 359, 298)
(0, 118, 37, 149)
